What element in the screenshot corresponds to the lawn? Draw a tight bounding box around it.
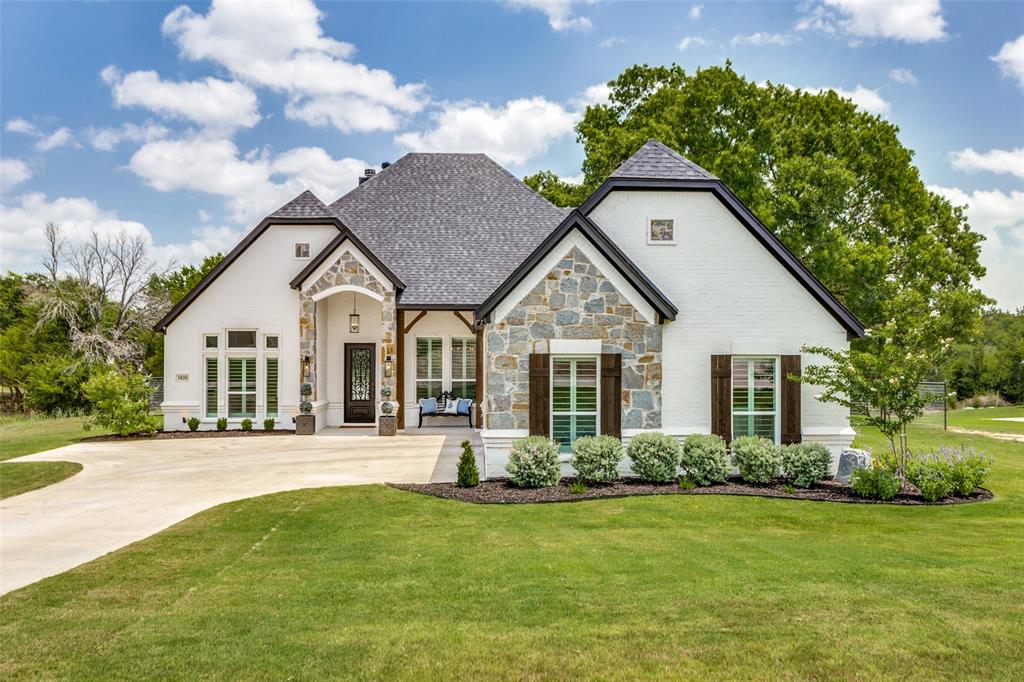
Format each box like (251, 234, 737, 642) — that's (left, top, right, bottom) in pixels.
(1, 425, 1022, 680)
(916, 404, 1024, 436)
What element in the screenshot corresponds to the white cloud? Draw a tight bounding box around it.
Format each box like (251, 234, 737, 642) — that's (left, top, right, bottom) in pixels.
(950, 147, 1024, 179)
(991, 35, 1024, 90)
(0, 159, 31, 193)
(101, 67, 260, 133)
(127, 136, 369, 224)
(823, 85, 890, 115)
(507, 0, 592, 32)
(162, 0, 426, 133)
(5, 118, 39, 135)
(678, 36, 710, 50)
(889, 67, 918, 85)
(929, 185, 1024, 310)
(395, 97, 578, 167)
(797, 0, 946, 43)
(558, 172, 584, 185)
(34, 127, 75, 152)
(198, 209, 212, 223)
(149, 224, 246, 266)
(599, 36, 625, 48)
(689, 4, 703, 20)
(575, 82, 611, 107)
(85, 121, 171, 151)
(730, 33, 797, 47)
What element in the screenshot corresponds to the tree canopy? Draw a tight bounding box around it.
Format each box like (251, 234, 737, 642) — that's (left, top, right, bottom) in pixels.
(526, 64, 989, 344)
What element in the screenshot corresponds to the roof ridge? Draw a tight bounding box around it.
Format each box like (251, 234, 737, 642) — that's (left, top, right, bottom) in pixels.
(610, 139, 716, 181)
(268, 189, 331, 218)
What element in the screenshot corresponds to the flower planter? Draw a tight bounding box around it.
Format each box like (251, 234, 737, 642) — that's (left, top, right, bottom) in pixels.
(294, 414, 315, 435)
(378, 415, 397, 437)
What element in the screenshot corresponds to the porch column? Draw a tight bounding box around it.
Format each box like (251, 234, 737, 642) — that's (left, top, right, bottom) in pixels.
(396, 309, 405, 429)
(380, 291, 398, 407)
(299, 292, 316, 400)
(476, 324, 484, 427)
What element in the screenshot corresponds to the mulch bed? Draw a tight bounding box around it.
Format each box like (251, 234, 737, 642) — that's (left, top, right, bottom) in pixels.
(82, 429, 293, 442)
(391, 477, 993, 506)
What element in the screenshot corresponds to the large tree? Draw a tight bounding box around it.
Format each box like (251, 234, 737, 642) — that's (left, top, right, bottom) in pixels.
(526, 64, 988, 343)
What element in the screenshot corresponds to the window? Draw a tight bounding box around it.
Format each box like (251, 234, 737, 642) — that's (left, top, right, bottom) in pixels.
(551, 357, 599, 452)
(228, 357, 257, 418)
(204, 334, 218, 349)
(451, 337, 477, 402)
(294, 242, 310, 259)
(415, 337, 442, 400)
(205, 357, 218, 418)
(227, 330, 256, 349)
(265, 357, 278, 418)
(648, 218, 675, 244)
(265, 335, 279, 350)
(732, 357, 777, 441)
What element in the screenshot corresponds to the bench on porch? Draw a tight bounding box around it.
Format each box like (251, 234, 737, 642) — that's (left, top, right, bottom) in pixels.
(418, 390, 475, 428)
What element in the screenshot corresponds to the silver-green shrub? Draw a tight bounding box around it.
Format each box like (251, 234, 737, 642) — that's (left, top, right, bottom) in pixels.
(731, 435, 781, 484)
(507, 436, 561, 488)
(570, 435, 623, 483)
(681, 434, 729, 486)
(781, 442, 832, 488)
(627, 432, 681, 482)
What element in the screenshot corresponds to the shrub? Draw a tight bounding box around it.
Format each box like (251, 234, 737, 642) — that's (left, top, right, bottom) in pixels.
(627, 432, 681, 482)
(570, 435, 623, 483)
(917, 446, 990, 496)
(680, 434, 729, 486)
(781, 442, 833, 488)
(678, 476, 696, 490)
(263, 418, 275, 431)
(567, 481, 587, 494)
(187, 417, 200, 432)
(82, 368, 154, 436)
(850, 467, 901, 501)
(216, 417, 228, 431)
(241, 418, 253, 431)
(507, 436, 560, 488)
(730, 435, 781, 484)
(910, 463, 953, 503)
(299, 400, 312, 415)
(456, 439, 480, 488)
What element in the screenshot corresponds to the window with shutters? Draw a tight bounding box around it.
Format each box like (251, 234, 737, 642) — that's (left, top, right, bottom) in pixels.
(416, 337, 442, 400)
(551, 356, 599, 452)
(451, 337, 476, 402)
(265, 357, 278, 418)
(732, 357, 777, 442)
(228, 357, 257, 418)
(205, 356, 218, 418)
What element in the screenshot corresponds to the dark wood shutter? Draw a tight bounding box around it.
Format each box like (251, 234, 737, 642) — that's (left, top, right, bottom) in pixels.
(780, 354, 802, 444)
(528, 353, 550, 436)
(711, 355, 731, 442)
(600, 353, 622, 438)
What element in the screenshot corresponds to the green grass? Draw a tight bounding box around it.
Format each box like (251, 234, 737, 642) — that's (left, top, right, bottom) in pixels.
(915, 404, 1024, 436)
(1, 425, 1022, 680)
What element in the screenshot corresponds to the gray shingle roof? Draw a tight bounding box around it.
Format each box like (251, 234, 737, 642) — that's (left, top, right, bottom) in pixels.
(327, 153, 568, 307)
(268, 190, 331, 218)
(610, 139, 716, 180)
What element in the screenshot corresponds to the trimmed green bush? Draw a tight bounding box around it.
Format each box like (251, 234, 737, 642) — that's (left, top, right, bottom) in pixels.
(681, 434, 729, 486)
(216, 417, 228, 431)
(82, 368, 154, 436)
(627, 432, 681, 483)
(507, 436, 560, 488)
(241, 418, 253, 431)
(850, 467, 901, 500)
(187, 417, 200, 432)
(910, 464, 953, 503)
(781, 442, 832, 488)
(731, 435, 781, 484)
(456, 440, 480, 488)
(570, 435, 623, 483)
(915, 447, 990, 497)
(263, 418, 275, 431)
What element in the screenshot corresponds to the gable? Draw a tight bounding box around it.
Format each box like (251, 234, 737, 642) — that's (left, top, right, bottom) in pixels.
(291, 234, 399, 296)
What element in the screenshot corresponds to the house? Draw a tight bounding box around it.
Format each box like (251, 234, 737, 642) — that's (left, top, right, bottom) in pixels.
(155, 140, 863, 477)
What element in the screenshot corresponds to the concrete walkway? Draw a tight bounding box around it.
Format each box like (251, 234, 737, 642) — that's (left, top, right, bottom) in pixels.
(0, 428, 480, 595)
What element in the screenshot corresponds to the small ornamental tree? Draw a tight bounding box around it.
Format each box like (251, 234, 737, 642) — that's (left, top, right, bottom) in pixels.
(82, 367, 154, 436)
(456, 440, 480, 488)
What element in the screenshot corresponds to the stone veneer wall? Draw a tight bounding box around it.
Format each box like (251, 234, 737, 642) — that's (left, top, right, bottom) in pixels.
(299, 251, 396, 401)
(485, 246, 662, 431)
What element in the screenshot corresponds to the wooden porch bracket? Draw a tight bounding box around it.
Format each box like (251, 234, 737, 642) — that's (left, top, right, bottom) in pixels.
(403, 310, 427, 334)
(453, 310, 475, 333)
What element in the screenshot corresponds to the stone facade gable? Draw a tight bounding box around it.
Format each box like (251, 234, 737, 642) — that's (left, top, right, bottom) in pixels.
(485, 246, 662, 431)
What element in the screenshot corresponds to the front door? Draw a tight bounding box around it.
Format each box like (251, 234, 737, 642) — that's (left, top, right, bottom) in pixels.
(344, 343, 375, 423)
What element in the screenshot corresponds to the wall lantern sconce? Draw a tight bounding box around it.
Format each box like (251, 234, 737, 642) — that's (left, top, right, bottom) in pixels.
(349, 292, 360, 334)
(384, 355, 393, 378)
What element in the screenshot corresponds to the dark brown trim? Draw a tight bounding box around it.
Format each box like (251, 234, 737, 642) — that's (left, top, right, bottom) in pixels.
(396, 309, 405, 430)
(528, 353, 550, 437)
(289, 224, 405, 291)
(711, 355, 732, 442)
(474, 210, 678, 324)
(600, 353, 622, 439)
(402, 310, 427, 334)
(453, 311, 475, 333)
(780, 354, 802, 444)
(579, 178, 865, 338)
(475, 326, 484, 427)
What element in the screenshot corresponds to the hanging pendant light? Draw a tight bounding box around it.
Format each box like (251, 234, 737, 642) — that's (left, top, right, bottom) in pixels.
(349, 291, 360, 333)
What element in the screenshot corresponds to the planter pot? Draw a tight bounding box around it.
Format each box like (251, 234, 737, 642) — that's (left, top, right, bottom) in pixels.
(378, 415, 397, 437)
(295, 414, 316, 435)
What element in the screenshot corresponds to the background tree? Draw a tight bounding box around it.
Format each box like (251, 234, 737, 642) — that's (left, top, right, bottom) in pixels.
(527, 64, 989, 343)
(943, 308, 1024, 403)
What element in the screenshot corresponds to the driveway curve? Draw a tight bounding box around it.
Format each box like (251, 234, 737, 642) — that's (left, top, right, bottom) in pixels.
(0, 429, 478, 594)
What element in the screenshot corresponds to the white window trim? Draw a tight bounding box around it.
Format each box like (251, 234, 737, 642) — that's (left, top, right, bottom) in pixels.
(646, 217, 676, 245)
(203, 332, 219, 350)
(264, 355, 280, 420)
(450, 336, 477, 399)
(203, 355, 219, 420)
(550, 355, 601, 449)
(414, 336, 444, 400)
(264, 333, 279, 350)
(226, 355, 258, 419)
(294, 242, 311, 260)
(731, 356, 780, 444)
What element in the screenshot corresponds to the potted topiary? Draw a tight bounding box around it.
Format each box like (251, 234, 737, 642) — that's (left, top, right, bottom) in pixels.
(378, 383, 397, 436)
(295, 383, 316, 435)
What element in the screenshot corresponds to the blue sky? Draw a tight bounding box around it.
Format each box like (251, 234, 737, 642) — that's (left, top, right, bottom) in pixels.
(2, 0, 1022, 308)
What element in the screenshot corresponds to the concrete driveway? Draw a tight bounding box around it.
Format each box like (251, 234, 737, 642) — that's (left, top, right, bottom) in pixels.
(0, 428, 480, 595)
